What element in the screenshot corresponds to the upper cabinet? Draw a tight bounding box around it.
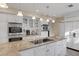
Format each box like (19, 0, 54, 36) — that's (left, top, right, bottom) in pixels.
(16, 16, 23, 23)
(24, 17, 40, 27)
(7, 14, 23, 23)
(29, 18, 33, 27)
(34, 19, 40, 27)
(23, 16, 40, 29)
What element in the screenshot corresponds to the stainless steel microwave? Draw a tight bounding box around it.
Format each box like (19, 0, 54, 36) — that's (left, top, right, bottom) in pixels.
(9, 27, 22, 33)
(8, 22, 22, 33)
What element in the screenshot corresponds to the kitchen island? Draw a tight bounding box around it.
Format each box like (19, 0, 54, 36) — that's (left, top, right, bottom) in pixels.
(0, 36, 66, 56)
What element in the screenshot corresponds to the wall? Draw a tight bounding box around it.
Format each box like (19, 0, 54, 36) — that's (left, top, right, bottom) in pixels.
(0, 13, 8, 43)
(50, 17, 65, 37)
(64, 10, 79, 18)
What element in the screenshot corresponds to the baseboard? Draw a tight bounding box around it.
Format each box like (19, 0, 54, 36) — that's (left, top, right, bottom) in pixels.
(67, 47, 79, 52)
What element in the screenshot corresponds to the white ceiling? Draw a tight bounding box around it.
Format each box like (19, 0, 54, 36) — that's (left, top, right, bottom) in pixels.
(7, 3, 79, 17)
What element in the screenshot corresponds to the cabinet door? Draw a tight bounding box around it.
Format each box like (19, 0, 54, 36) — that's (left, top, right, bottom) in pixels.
(29, 18, 33, 27)
(16, 16, 23, 23)
(46, 43, 55, 56)
(8, 14, 16, 22)
(65, 22, 73, 48)
(71, 22, 79, 50)
(34, 19, 39, 28)
(54, 40, 66, 56)
(19, 48, 34, 56)
(34, 45, 47, 56)
(55, 45, 66, 56)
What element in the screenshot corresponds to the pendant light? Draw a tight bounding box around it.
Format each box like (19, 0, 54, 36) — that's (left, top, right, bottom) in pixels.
(0, 3, 8, 8)
(46, 6, 50, 22)
(32, 16, 36, 19)
(17, 11, 23, 16)
(40, 18, 43, 21)
(17, 4, 23, 16)
(46, 19, 49, 22)
(52, 20, 55, 23)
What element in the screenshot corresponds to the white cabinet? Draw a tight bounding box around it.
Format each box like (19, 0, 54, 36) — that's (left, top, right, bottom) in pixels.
(54, 40, 66, 56)
(20, 40, 66, 56)
(46, 43, 55, 56)
(34, 45, 47, 56)
(65, 22, 73, 48)
(70, 22, 79, 50)
(55, 45, 65, 56)
(20, 45, 47, 56)
(16, 16, 23, 23)
(8, 14, 23, 23)
(65, 17, 79, 50)
(19, 48, 34, 56)
(7, 14, 16, 22)
(34, 43, 55, 56)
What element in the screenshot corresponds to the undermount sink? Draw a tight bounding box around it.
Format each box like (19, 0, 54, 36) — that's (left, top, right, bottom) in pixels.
(30, 38, 53, 44)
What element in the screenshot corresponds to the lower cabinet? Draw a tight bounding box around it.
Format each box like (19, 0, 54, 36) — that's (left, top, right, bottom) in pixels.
(34, 45, 47, 56)
(34, 43, 55, 56)
(19, 48, 34, 56)
(46, 43, 55, 56)
(54, 45, 66, 56)
(19, 40, 66, 56)
(54, 40, 66, 56)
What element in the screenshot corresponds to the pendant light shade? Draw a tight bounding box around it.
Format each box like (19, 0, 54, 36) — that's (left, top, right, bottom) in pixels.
(0, 3, 8, 8)
(40, 18, 43, 21)
(32, 16, 36, 19)
(52, 20, 55, 23)
(17, 11, 23, 16)
(46, 19, 49, 22)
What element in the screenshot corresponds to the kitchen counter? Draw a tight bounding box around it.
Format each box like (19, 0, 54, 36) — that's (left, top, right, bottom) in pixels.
(0, 36, 65, 56)
(21, 36, 65, 51)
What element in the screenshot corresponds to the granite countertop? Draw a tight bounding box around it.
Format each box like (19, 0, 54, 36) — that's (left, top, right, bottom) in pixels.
(0, 36, 65, 56)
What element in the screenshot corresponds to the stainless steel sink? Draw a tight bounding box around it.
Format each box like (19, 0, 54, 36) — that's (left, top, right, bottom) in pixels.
(30, 38, 53, 44)
(30, 39, 42, 44)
